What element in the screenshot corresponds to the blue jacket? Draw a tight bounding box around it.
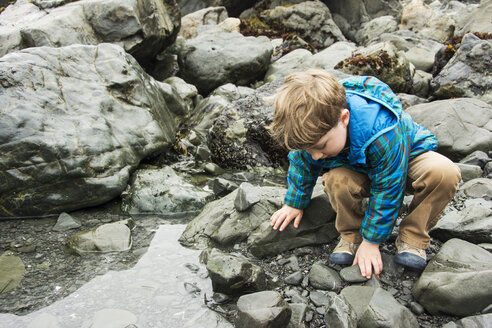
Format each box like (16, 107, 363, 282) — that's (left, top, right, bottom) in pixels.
(284, 76, 438, 243)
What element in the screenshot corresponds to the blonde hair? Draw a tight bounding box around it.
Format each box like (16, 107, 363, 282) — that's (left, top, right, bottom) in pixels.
(268, 69, 347, 150)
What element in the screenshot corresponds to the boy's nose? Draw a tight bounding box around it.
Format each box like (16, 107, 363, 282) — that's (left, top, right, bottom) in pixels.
(311, 152, 323, 160)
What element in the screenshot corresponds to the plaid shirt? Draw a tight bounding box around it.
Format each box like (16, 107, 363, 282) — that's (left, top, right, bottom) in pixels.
(284, 76, 438, 244)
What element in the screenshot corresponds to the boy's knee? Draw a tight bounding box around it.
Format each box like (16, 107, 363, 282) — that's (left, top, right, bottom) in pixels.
(427, 160, 461, 192)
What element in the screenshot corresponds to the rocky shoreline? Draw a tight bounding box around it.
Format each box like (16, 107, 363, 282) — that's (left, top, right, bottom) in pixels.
(1, 0, 491, 327)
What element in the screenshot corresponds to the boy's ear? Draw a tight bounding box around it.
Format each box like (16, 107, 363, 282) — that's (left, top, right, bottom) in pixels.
(341, 109, 350, 127)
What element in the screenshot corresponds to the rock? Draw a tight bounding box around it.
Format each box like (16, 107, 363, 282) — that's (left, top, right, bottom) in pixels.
(236, 290, 292, 328)
(179, 6, 228, 39)
(0, 0, 180, 65)
(288, 303, 308, 328)
(284, 271, 303, 286)
(0, 251, 25, 294)
(460, 150, 491, 168)
(431, 33, 492, 104)
(324, 293, 358, 328)
(455, 0, 492, 35)
(183, 308, 234, 328)
(177, 0, 255, 17)
(335, 42, 413, 93)
(52, 212, 81, 232)
(198, 17, 240, 36)
(211, 177, 238, 197)
(308, 261, 342, 291)
(404, 47, 435, 72)
(208, 79, 289, 170)
(405, 98, 492, 161)
(413, 238, 492, 316)
(339, 265, 368, 283)
(309, 291, 332, 307)
(211, 83, 255, 102)
(179, 186, 283, 249)
(431, 198, 492, 243)
(66, 220, 133, 255)
(27, 313, 60, 328)
(409, 302, 425, 315)
(411, 69, 432, 98)
(397, 93, 428, 109)
(355, 16, 398, 45)
(204, 248, 267, 295)
(442, 313, 492, 328)
(163, 76, 200, 115)
(455, 163, 483, 182)
(234, 182, 261, 212)
(264, 42, 355, 84)
(91, 308, 137, 328)
(0, 44, 182, 217)
(400, 0, 455, 42)
(120, 166, 213, 215)
(341, 286, 419, 327)
(247, 192, 338, 258)
(460, 178, 492, 198)
(177, 32, 273, 95)
(262, 1, 345, 48)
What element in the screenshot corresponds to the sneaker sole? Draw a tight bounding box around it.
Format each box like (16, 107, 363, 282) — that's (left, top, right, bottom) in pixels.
(394, 252, 426, 271)
(329, 252, 354, 265)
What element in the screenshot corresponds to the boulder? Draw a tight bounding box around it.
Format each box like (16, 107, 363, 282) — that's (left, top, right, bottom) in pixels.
(236, 291, 291, 328)
(460, 178, 492, 199)
(308, 261, 343, 291)
(204, 248, 268, 295)
(0, 0, 180, 66)
(66, 219, 134, 255)
(0, 251, 25, 294)
(442, 313, 492, 328)
(120, 166, 214, 216)
(264, 42, 355, 83)
(324, 293, 358, 328)
(413, 238, 492, 316)
(455, 163, 483, 182)
(179, 6, 228, 39)
(335, 42, 413, 93)
(431, 198, 492, 243)
(341, 286, 419, 328)
(262, 1, 345, 48)
(431, 33, 492, 104)
(455, 0, 492, 36)
(177, 32, 272, 95)
(400, 0, 455, 42)
(179, 186, 284, 249)
(0, 44, 182, 217)
(405, 98, 492, 161)
(355, 16, 398, 45)
(208, 79, 289, 170)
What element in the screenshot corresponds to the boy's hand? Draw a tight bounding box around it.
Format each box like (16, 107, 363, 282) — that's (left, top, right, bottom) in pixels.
(353, 240, 383, 279)
(270, 205, 303, 231)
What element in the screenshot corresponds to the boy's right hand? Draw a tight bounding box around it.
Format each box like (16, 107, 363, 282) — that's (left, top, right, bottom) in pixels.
(270, 205, 303, 231)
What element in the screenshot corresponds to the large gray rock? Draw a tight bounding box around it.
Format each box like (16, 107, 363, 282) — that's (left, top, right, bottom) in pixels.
(0, 0, 180, 65)
(177, 32, 272, 94)
(442, 313, 492, 328)
(341, 286, 419, 328)
(355, 16, 398, 45)
(324, 293, 358, 328)
(405, 98, 492, 160)
(0, 44, 183, 217)
(204, 248, 268, 295)
(0, 251, 25, 294)
(66, 220, 134, 255)
(121, 166, 213, 215)
(236, 291, 292, 328)
(460, 178, 492, 199)
(431, 198, 492, 243)
(413, 238, 492, 316)
(456, 0, 492, 35)
(335, 42, 413, 93)
(263, 1, 346, 48)
(431, 33, 492, 104)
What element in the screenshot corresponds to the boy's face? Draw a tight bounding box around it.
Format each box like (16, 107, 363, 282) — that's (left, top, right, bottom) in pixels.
(306, 109, 349, 161)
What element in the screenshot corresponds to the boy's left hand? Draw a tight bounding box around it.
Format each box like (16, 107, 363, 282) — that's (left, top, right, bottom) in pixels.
(353, 240, 383, 279)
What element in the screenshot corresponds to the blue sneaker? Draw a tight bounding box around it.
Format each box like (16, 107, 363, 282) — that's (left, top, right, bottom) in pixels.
(329, 238, 360, 265)
(394, 237, 427, 271)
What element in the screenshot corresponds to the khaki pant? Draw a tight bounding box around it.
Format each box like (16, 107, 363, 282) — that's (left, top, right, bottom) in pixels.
(322, 151, 461, 249)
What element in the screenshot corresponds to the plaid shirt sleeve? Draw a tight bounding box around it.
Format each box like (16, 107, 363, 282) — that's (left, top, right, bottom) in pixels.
(361, 123, 410, 244)
(284, 151, 322, 209)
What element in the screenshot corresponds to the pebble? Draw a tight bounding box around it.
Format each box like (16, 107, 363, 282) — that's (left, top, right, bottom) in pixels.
(184, 282, 201, 295)
(316, 307, 325, 315)
(212, 293, 230, 304)
(301, 275, 309, 288)
(305, 310, 314, 322)
(309, 291, 330, 307)
(184, 263, 200, 273)
(409, 301, 426, 315)
(285, 271, 303, 285)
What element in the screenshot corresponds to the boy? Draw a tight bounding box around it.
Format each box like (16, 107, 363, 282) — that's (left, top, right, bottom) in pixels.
(268, 69, 461, 279)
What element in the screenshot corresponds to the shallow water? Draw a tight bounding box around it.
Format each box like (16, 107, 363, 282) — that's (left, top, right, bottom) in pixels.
(0, 224, 212, 328)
